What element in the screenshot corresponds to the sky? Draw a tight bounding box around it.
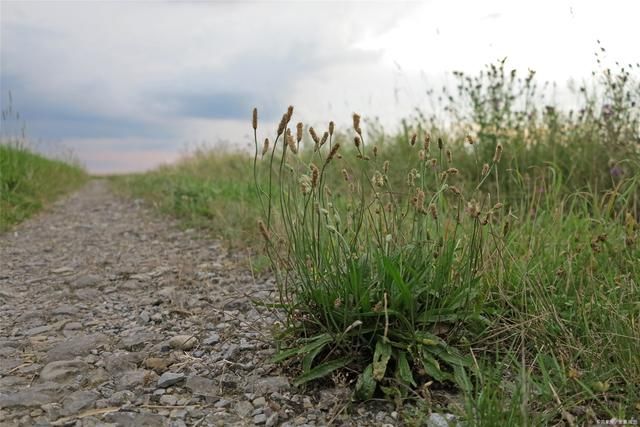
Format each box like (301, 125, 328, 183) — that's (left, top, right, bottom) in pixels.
(1, 0, 638, 174)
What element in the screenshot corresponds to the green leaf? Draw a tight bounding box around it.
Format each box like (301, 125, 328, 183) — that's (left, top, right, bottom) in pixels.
(271, 333, 333, 363)
(395, 350, 416, 387)
(415, 331, 446, 347)
(355, 364, 377, 400)
(381, 257, 412, 307)
(293, 357, 352, 386)
(428, 345, 472, 367)
(453, 365, 473, 393)
(302, 340, 330, 372)
(373, 339, 392, 381)
(420, 349, 450, 382)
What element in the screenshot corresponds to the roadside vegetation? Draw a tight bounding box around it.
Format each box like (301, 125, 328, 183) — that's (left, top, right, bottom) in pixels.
(0, 99, 88, 232)
(114, 49, 639, 425)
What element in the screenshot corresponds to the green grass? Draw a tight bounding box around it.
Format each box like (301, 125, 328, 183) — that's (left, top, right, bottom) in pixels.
(111, 148, 262, 246)
(113, 58, 640, 425)
(0, 144, 88, 232)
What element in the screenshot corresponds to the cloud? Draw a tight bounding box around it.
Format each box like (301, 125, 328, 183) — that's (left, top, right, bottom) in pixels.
(2, 0, 638, 173)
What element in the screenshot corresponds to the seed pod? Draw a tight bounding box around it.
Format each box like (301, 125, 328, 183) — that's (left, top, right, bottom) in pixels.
(493, 143, 503, 163)
(252, 108, 258, 130)
(296, 122, 303, 143)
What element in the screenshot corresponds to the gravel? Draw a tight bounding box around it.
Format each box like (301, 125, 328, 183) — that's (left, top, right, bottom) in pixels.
(0, 180, 438, 426)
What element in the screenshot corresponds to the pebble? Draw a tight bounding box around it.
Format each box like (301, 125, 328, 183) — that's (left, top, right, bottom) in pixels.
(203, 332, 220, 345)
(234, 401, 254, 417)
(157, 372, 186, 388)
(0, 181, 408, 427)
(159, 394, 178, 406)
(253, 413, 268, 424)
(168, 335, 199, 350)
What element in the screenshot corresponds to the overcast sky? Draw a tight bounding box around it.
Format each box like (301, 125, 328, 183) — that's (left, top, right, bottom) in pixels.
(1, 0, 638, 173)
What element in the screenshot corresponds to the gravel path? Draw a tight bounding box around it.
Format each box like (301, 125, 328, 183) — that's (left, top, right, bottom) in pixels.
(0, 180, 400, 426)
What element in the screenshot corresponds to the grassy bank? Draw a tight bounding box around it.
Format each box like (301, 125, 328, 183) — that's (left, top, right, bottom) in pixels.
(111, 149, 261, 246)
(0, 144, 88, 232)
(114, 59, 639, 425)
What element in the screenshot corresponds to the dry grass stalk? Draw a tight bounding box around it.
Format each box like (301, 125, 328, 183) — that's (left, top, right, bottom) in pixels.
(258, 220, 270, 242)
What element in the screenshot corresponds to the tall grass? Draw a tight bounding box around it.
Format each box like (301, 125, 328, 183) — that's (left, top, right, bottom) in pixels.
(111, 148, 262, 246)
(0, 98, 87, 232)
(115, 56, 639, 425)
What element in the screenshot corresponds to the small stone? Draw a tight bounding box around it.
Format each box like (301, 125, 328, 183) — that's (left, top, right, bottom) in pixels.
(139, 310, 151, 323)
(234, 401, 254, 418)
(157, 372, 186, 388)
(185, 376, 216, 397)
(252, 397, 266, 407)
(105, 412, 168, 426)
(253, 376, 291, 394)
(170, 409, 188, 419)
(46, 333, 109, 362)
(144, 357, 173, 372)
(215, 399, 231, 408)
(64, 322, 82, 330)
(168, 335, 198, 350)
(109, 390, 136, 405)
(160, 394, 178, 406)
(170, 418, 188, 427)
(52, 304, 79, 315)
(71, 274, 101, 288)
(0, 389, 56, 408)
(116, 369, 152, 391)
(61, 390, 99, 415)
(427, 413, 458, 427)
(265, 413, 279, 427)
(203, 333, 220, 345)
(253, 413, 267, 424)
(119, 332, 156, 351)
(40, 403, 62, 420)
(40, 360, 88, 382)
(105, 352, 144, 374)
(25, 325, 52, 336)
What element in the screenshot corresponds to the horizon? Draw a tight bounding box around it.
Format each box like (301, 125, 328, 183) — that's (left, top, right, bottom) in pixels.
(1, 0, 638, 174)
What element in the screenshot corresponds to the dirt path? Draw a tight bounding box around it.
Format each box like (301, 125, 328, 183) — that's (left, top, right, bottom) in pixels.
(0, 180, 397, 426)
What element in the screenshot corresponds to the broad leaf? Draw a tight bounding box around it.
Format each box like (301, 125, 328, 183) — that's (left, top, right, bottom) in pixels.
(420, 349, 450, 382)
(271, 333, 333, 363)
(453, 365, 473, 393)
(395, 350, 416, 387)
(293, 356, 353, 386)
(355, 363, 376, 400)
(372, 339, 392, 381)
